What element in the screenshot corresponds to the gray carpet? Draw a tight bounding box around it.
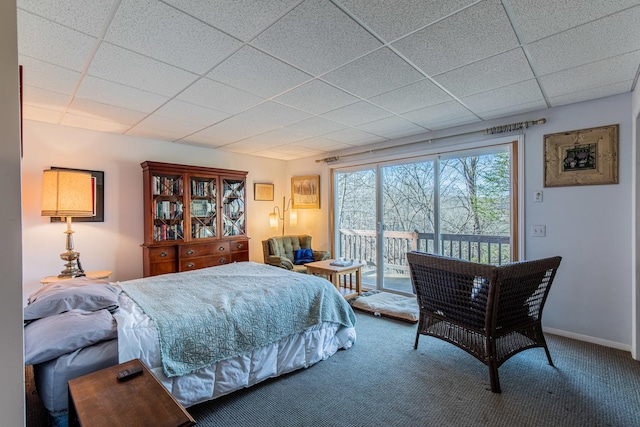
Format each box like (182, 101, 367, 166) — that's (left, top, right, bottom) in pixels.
(27, 312, 640, 426)
(188, 312, 640, 427)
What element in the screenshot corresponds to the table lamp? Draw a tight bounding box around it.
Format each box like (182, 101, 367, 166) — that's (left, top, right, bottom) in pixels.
(41, 169, 94, 278)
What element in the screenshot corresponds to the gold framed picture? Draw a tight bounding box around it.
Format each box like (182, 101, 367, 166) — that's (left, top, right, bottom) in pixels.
(544, 124, 618, 187)
(291, 175, 320, 209)
(254, 183, 274, 201)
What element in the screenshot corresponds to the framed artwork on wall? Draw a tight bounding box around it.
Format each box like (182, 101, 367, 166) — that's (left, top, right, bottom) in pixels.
(50, 167, 105, 222)
(544, 124, 618, 187)
(254, 183, 274, 201)
(291, 175, 320, 209)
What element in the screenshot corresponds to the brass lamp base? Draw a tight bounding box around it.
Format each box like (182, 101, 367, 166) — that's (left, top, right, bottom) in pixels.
(58, 249, 83, 278)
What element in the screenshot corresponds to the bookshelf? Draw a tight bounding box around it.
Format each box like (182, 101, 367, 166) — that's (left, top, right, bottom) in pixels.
(141, 161, 249, 277)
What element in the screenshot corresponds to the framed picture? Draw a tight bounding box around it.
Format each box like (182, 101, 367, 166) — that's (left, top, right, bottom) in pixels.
(291, 175, 320, 209)
(544, 124, 618, 187)
(254, 183, 274, 201)
(50, 167, 105, 222)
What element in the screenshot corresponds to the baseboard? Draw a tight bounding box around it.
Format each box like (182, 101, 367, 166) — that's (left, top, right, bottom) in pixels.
(543, 326, 631, 353)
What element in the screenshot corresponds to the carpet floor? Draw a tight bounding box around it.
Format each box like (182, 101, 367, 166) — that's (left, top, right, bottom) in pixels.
(27, 312, 640, 426)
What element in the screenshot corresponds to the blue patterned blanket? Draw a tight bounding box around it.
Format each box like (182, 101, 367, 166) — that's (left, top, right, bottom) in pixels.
(119, 262, 356, 377)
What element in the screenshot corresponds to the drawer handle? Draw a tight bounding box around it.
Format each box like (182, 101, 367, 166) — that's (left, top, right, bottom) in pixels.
(186, 249, 194, 255)
(186, 262, 195, 268)
(159, 252, 167, 257)
(219, 258, 226, 264)
(236, 244, 243, 249)
(219, 246, 226, 252)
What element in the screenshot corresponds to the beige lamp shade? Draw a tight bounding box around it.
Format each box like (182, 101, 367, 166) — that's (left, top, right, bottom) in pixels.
(269, 212, 278, 228)
(289, 209, 297, 227)
(41, 170, 94, 217)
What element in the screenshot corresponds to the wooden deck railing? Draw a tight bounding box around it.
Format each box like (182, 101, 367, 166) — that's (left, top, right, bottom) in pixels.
(338, 229, 511, 272)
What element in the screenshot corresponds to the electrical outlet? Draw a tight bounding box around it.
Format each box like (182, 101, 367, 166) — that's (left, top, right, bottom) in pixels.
(531, 225, 546, 237)
(533, 190, 543, 202)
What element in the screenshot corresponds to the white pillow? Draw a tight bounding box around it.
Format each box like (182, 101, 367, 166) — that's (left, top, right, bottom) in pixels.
(24, 278, 121, 321)
(24, 309, 117, 365)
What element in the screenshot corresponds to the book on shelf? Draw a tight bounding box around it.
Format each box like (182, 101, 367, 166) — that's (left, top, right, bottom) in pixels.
(330, 259, 353, 267)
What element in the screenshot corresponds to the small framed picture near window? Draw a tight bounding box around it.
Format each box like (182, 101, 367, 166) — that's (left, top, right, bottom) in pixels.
(291, 175, 320, 209)
(544, 124, 618, 187)
(254, 183, 274, 201)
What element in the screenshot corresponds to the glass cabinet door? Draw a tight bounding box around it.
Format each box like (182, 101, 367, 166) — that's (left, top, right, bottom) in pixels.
(151, 173, 184, 242)
(190, 176, 217, 239)
(222, 178, 245, 236)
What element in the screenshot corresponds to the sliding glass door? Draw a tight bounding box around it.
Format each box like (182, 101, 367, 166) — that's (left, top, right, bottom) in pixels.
(333, 142, 516, 295)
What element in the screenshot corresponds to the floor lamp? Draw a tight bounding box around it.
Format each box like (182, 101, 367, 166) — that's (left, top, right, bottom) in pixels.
(269, 196, 297, 236)
(41, 169, 94, 278)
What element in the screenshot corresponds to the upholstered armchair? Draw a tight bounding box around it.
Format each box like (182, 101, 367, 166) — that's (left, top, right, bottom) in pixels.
(262, 235, 330, 273)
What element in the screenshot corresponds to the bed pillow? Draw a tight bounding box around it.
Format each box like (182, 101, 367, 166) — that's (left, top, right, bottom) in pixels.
(24, 308, 117, 365)
(24, 278, 121, 321)
(294, 248, 314, 265)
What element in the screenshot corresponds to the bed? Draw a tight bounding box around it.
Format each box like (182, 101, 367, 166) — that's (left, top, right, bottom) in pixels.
(24, 262, 356, 423)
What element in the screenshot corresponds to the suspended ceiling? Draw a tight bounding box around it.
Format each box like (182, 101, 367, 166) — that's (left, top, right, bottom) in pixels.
(17, 0, 640, 160)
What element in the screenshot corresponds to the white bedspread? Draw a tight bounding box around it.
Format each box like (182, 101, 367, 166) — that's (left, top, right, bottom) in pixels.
(113, 264, 357, 407)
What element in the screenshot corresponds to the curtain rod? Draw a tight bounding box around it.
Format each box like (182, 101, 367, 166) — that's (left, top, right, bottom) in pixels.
(315, 118, 547, 163)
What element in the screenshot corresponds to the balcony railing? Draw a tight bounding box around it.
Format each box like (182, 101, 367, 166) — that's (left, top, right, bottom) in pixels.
(338, 229, 511, 274)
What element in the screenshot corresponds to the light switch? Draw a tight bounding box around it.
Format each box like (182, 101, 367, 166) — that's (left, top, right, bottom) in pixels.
(531, 225, 546, 237)
(533, 190, 543, 202)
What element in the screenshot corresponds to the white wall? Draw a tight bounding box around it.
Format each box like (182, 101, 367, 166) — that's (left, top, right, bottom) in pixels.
(292, 93, 635, 351)
(632, 86, 640, 359)
(21, 121, 293, 303)
(0, 1, 25, 424)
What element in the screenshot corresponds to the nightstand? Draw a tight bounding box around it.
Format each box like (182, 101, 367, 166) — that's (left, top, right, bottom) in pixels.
(39, 270, 112, 285)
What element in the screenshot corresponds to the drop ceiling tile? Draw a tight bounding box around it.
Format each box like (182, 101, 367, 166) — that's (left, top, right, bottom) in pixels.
(322, 102, 393, 127)
(323, 128, 387, 145)
(539, 50, 640, 98)
(76, 76, 169, 113)
(274, 80, 359, 115)
(17, 0, 115, 37)
(154, 99, 230, 127)
(164, 0, 300, 41)
(22, 105, 62, 124)
(548, 81, 634, 107)
(291, 137, 353, 151)
(177, 79, 263, 115)
(433, 48, 534, 98)
(126, 114, 208, 141)
(477, 99, 548, 121)
(104, 0, 242, 74)
(528, 6, 640, 75)
(17, 10, 96, 72)
(229, 128, 309, 149)
(285, 116, 348, 135)
(262, 143, 324, 156)
(337, 0, 477, 41)
(462, 80, 545, 115)
(61, 113, 131, 133)
(392, 0, 519, 75)
(23, 86, 69, 111)
(19, 56, 80, 95)
(322, 47, 424, 98)
(428, 116, 480, 130)
(252, 0, 382, 75)
(68, 98, 147, 125)
(356, 116, 427, 139)
(402, 100, 476, 129)
(207, 46, 312, 98)
(186, 101, 312, 145)
(368, 79, 453, 114)
(250, 149, 301, 160)
(88, 43, 198, 97)
(507, 0, 640, 43)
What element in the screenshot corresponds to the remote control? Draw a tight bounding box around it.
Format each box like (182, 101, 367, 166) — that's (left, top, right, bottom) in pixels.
(116, 366, 143, 381)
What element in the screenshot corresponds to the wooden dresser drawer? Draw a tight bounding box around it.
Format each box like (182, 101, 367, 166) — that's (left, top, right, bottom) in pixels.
(148, 246, 177, 262)
(229, 239, 248, 253)
(180, 255, 230, 271)
(180, 242, 229, 258)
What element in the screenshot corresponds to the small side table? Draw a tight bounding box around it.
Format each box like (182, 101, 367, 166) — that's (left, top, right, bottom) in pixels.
(305, 260, 364, 299)
(40, 270, 112, 285)
(68, 358, 195, 427)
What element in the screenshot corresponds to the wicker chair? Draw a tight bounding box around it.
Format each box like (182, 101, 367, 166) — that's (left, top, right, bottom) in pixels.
(407, 251, 562, 393)
(262, 235, 330, 273)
